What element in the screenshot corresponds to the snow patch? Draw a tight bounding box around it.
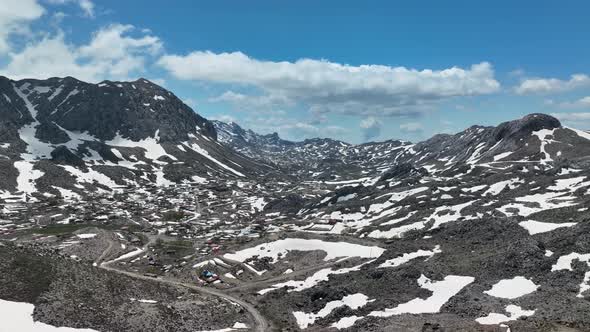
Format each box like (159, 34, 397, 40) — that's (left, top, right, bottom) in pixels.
(76, 233, 97, 239)
(293, 293, 371, 329)
(476, 305, 535, 325)
(378, 245, 441, 268)
(106, 130, 177, 162)
(483, 276, 538, 299)
(224, 238, 384, 263)
(369, 275, 474, 317)
(0, 299, 98, 331)
(518, 220, 576, 235)
(14, 161, 45, 195)
(551, 252, 590, 271)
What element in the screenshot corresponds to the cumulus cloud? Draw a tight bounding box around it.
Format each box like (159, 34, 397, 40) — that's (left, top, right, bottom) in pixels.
(400, 122, 424, 133)
(158, 51, 500, 117)
(0, 0, 160, 82)
(360, 116, 381, 141)
(515, 74, 590, 95)
(1, 24, 163, 82)
(0, 0, 45, 53)
(79, 24, 162, 59)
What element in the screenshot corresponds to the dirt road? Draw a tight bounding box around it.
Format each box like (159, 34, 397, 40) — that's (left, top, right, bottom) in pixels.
(95, 234, 271, 332)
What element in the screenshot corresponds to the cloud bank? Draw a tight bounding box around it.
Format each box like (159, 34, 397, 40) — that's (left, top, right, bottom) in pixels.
(515, 74, 590, 94)
(1, 23, 162, 82)
(158, 51, 500, 117)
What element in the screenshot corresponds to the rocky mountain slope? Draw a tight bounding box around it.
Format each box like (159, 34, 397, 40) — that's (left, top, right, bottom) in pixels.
(215, 114, 590, 181)
(213, 120, 412, 179)
(0, 76, 272, 201)
(232, 114, 590, 331)
(4, 75, 590, 331)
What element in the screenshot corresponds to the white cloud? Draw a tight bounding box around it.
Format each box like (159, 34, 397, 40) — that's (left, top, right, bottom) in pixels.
(400, 122, 424, 133)
(271, 122, 345, 139)
(3, 33, 95, 80)
(79, 24, 162, 60)
(552, 96, 590, 109)
(1, 24, 162, 82)
(360, 116, 381, 141)
(0, 0, 45, 53)
(515, 74, 590, 95)
(77, 0, 94, 17)
(551, 112, 590, 122)
(46, 0, 95, 17)
(209, 90, 294, 109)
(158, 51, 500, 117)
(235, 113, 346, 141)
(282, 123, 346, 140)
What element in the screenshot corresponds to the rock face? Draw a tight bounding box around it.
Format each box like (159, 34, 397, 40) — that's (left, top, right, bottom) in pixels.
(378, 163, 428, 183)
(214, 120, 291, 150)
(0, 76, 272, 200)
(493, 113, 562, 142)
(0, 76, 215, 143)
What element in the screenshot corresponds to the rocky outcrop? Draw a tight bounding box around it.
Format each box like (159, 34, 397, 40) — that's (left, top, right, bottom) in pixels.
(492, 113, 561, 142)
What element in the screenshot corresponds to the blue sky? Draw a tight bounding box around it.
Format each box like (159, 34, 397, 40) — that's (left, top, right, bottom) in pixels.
(1, 1, 590, 143)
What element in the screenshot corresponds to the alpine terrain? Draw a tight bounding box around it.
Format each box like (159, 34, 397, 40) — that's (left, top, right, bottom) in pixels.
(3, 76, 590, 332)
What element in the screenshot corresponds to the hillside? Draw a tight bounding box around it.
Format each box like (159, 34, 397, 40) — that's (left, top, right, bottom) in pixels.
(0, 76, 272, 201)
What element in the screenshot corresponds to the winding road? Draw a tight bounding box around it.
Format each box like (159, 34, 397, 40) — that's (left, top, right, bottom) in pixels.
(95, 233, 270, 332)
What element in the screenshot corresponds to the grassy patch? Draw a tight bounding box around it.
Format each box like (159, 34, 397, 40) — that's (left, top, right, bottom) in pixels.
(162, 211, 187, 222)
(27, 224, 91, 236)
(153, 239, 194, 259)
(161, 240, 193, 248)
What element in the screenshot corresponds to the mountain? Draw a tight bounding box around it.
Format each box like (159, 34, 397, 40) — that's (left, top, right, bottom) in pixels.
(245, 114, 590, 331)
(3, 73, 590, 202)
(0, 76, 271, 201)
(214, 114, 590, 181)
(4, 76, 590, 331)
(213, 120, 412, 179)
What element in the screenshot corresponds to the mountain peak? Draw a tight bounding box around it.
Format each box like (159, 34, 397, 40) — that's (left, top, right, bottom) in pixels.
(493, 113, 561, 142)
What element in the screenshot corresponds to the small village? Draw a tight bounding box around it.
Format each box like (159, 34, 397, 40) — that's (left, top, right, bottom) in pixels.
(0, 177, 343, 287)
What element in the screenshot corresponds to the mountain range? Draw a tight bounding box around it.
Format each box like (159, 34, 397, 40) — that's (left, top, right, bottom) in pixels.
(2, 75, 590, 200)
(3, 76, 590, 331)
